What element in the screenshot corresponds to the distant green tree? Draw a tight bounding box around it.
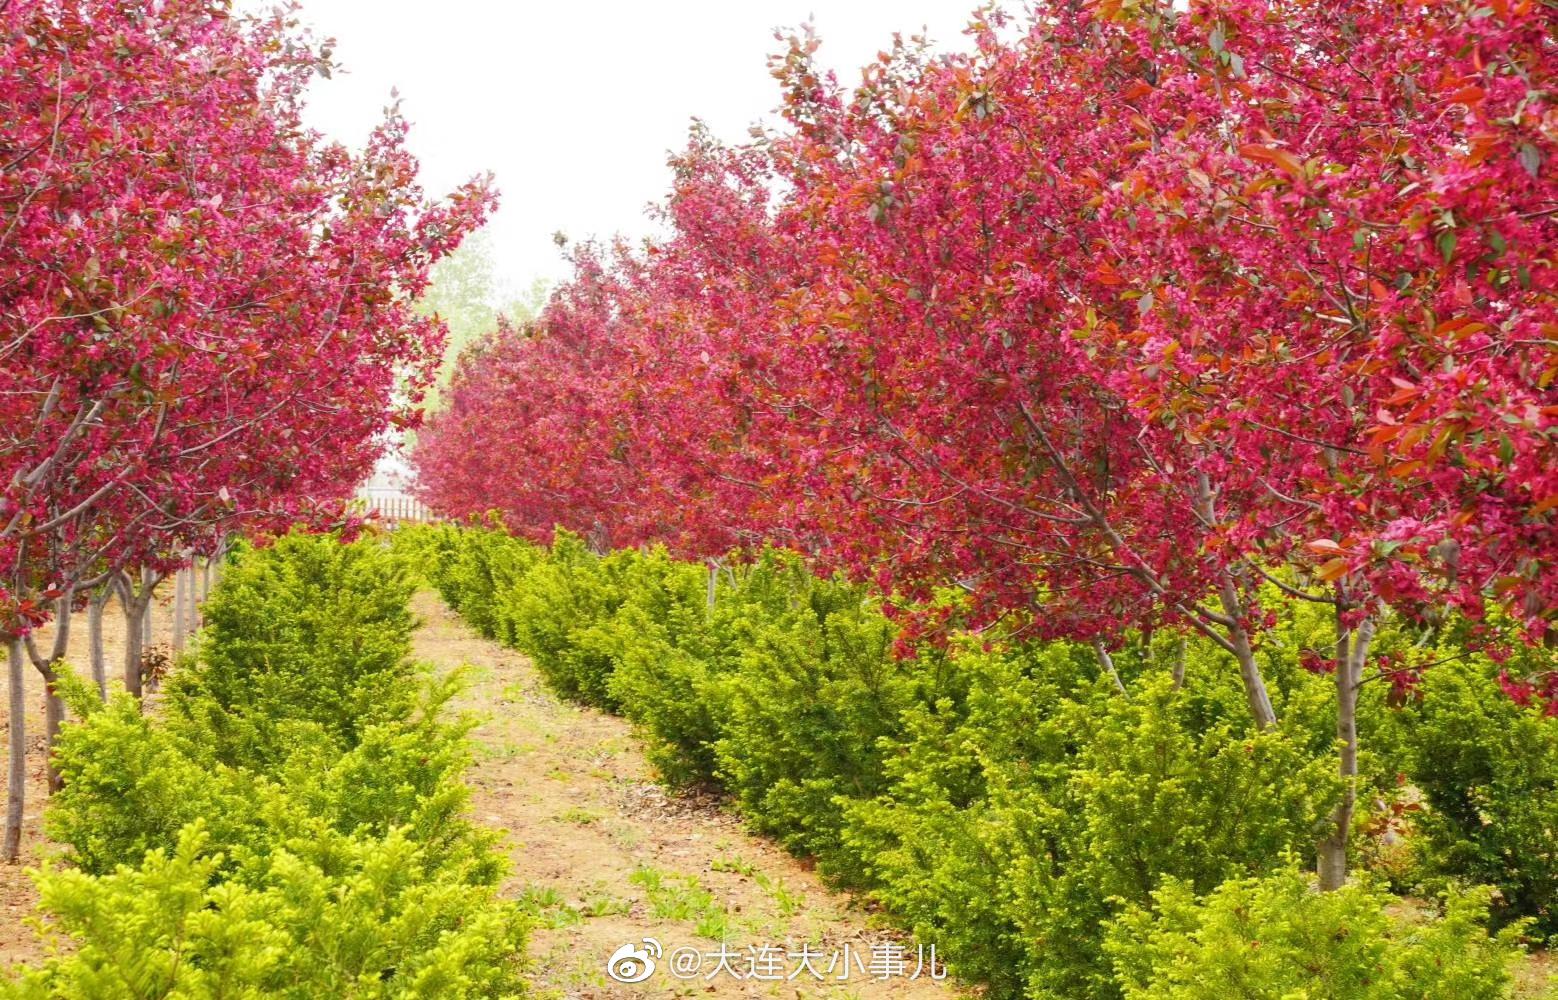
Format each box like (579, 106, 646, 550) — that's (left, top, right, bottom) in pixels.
(416, 230, 547, 409)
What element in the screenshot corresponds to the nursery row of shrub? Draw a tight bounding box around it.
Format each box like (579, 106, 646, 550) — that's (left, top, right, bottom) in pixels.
(4, 533, 529, 1000)
(402, 522, 1556, 1000)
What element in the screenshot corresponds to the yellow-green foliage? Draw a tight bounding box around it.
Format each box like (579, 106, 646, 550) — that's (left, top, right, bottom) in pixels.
(5, 823, 526, 1000)
(840, 645, 1341, 999)
(1388, 642, 1558, 936)
(165, 533, 422, 769)
(7, 533, 527, 998)
(1106, 869, 1523, 1000)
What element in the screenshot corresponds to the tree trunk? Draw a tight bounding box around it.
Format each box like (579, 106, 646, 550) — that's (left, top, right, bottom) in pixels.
(1319, 614, 1375, 891)
(1093, 640, 1128, 696)
(190, 561, 201, 634)
(211, 535, 226, 591)
(188, 560, 199, 630)
(123, 583, 149, 701)
(25, 589, 74, 795)
(1217, 573, 1278, 730)
(140, 576, 152, 651)
(1193, 477, 1278, 730)
(1230, 628, 1276, 728)
(4, 635, 25, 863)
(41, 672, 62, 794)
(172, 566, 188, 658)
(88, 586, 108, 699)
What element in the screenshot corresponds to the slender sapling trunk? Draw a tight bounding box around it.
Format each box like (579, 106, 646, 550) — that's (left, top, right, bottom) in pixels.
(120, 571, 155, 701)
(172, 566, 188, 658)
(1093, 640, 1128, 696)
(1318, 613, 1375, 890)
(1216, 572, 1278, 729)
(25, 588, 74, 794)
(4, 636, 25, 862)
(88, 585, 108, 699)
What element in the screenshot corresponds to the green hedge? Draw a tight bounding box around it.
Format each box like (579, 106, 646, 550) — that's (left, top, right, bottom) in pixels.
(1388, 638, 1558, 936)
(1107, 869, 1524, 1000)
(5, 533, 528, 999)
(399, 524, 1542, 1000)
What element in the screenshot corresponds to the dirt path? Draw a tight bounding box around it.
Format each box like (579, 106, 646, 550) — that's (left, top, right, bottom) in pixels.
(411, 591, 965, 1000)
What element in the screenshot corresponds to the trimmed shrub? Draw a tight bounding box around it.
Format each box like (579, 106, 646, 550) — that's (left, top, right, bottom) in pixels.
(9, 532, 526, 996)
(708, 553, 926, 879)
(606, 600, 725, 788)
(166, 533, 421, 769)
(43, 690, 265, 876)
(1106, 868, 1525, 1000)
(395, 520, 541, 645)
(504, 531, 627, 708)
(842, 644, 1342, 999)
(1393, 648, 1558, 935)
(4, 824, 528, 1000)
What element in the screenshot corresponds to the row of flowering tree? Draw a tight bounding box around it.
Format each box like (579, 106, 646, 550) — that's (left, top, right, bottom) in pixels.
(1, 0, 490, 860)
(417, 0, 1555, 891)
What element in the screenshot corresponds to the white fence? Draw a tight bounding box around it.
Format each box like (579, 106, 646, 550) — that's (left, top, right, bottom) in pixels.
(357, 488, 435, 524)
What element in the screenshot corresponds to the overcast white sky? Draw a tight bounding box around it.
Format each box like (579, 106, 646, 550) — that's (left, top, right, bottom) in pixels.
(280, 0, 982, 292)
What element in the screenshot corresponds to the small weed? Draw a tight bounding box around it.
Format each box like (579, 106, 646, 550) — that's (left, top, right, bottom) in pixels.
(581, 893, 632, 917)
(711, 855, 757, 877)
(629, 866, 729, 937)
(694, 909, 729, 941)
(754, 872, 804, 918)
(516, 884, 582, 929)
(555, 806, 603, 826)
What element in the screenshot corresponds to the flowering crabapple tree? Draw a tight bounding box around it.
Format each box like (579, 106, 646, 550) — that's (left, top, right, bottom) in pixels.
(415, 253, 655, 553)
(0, 0, 492, 860)
(414, 136, 837, 580)
(1082, 0, 1557, 885)
(414, 0, 1554, 889)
